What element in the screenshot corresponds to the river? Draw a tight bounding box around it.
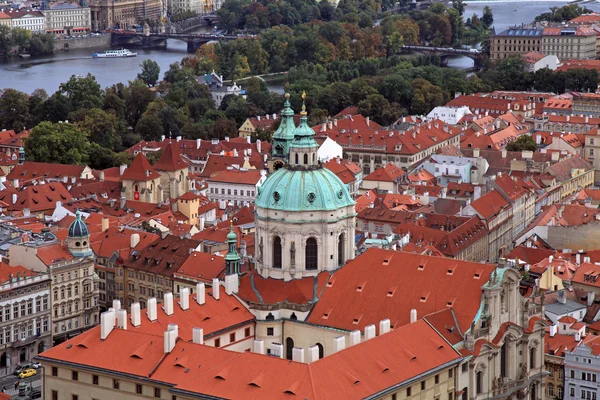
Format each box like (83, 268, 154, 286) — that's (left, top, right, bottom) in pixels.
(2, 1, 600, 94)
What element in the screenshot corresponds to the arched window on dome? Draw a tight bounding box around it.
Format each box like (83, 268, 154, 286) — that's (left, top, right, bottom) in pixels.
(338, 233, 345, 266)
(305, 238, 317, 270)
(313, 153, 315, 163)
(295, 154, 299, 164)
(304, 154, 308, 165)
(273, 236, 282, 269)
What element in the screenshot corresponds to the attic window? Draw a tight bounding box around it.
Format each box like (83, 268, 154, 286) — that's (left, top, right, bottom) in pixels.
(387, 286, 397, 297)
(418, 264, 425, 271)
(248, 382, 261, 388)
(474, 270, 482, 279)
(322, 309, 332, 319)
(215, 375, 226, 380)
(283, 390, 296, 395)
(356, 282, 365, 292)
(420, 292, 430, 302)
(352, 315, 362, 324)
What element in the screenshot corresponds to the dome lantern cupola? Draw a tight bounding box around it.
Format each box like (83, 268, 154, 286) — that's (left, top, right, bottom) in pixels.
(289, 91, 319, 169)
(66, 210, 92, 258)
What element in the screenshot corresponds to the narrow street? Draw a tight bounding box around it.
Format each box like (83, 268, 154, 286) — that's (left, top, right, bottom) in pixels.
(0, 373, 41, 397)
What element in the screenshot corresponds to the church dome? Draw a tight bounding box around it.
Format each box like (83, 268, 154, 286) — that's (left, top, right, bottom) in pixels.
(68, 211, 89, 238)
(255, 167, 355, 212)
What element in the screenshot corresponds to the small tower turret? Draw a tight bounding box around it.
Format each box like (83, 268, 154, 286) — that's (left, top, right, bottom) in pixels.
(225, 221, 241, 275)
(66, 211, 92, 258)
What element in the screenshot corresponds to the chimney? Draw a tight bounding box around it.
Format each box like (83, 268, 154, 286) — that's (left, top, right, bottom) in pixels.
(379, 319, 391, 335)
(113, 299, 121, 311)
(102, 217, 109, 231)
(119, 164, 127, 176)
(23, 208, 30, 217)
(292, 348, 305, 363)
(410, 309, 417, 323)
(328, 120, 333, 129)
(161, 135, 165, 141)
(196, 283, 206, 305)
(473, 148, 480, 158)
(253, 340, 265, 354)
(116, 309, 127, 330)
(588, 292, 596, 307)
(212, 278, 220, 300)
(196, 138, 201, 149)
(366, 116, 370, 126)
(168, 324, 179, 339)
(13, 178, 18, 188)
(100, 310, 115, 340)
(224, 273, 239, 295)
(200, 216, 205, 231)
(99, 171, 105, 182)
(271, 343, 284, 358)
(557, 290, 567, 305)
(131, 302, 141, 327)
(307, 345, 319, 363)
(256, 139, 262, 154)
(225, 136, 230, 142)
(364, 324, 376, 341)
(348, 330, 361, 346)
(176, 136, 182, 142)
(130, 233, 140, 248)
(502, 149, 507, 158)
(147, 297, 157, 321)
(179, 287, 190, 310)
(549, 324, 558, 338)
(551, 151, 560, 162)
(192, 327, 204, 344)
(164, 328, 177, 353)
(120, 195, 126, 209)
(576, 332, 581, 342)
(332, 336, 346, 353)
(163, 292, 174, 315)
(576, 253, 581, 265)
(536, 134, 541, 145)
(12, 193, 17, 204)
(246, 136, 251, 144)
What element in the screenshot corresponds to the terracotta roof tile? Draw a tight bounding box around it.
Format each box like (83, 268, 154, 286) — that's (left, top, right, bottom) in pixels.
(153, 143, 188, 171)
(121, 153, 160, 181)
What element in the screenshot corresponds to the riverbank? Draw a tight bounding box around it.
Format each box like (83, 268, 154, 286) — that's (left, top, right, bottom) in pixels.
(54, 35, 111, 51)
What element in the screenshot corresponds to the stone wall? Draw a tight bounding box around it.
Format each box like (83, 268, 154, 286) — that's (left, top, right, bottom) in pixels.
(538, 222, 600, 251)
(54, 35, 111, 51)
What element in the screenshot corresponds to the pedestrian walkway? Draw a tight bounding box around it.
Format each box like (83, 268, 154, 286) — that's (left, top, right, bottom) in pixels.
(4, 378, 41, 396)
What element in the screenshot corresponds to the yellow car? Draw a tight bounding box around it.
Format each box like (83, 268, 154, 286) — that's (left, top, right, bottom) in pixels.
(18, 368, 36, 379)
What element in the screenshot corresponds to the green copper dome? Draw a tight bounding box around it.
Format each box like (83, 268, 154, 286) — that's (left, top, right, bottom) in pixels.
(255, 167, 355, 212)
(289, 115, 319, 149)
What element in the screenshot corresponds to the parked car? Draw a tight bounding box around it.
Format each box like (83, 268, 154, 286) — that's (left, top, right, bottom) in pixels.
(14, 363, 32, 376)
(18, 368, 37, 379)
(31, 361, 41, 369)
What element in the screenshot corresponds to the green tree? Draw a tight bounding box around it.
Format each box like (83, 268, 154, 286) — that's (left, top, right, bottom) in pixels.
(482, 6, 494, 28)
(0, 89, 30, 132)
(113, 151, 134, 167)
(87, 143, 116, 169)
(137, 59, 161, 86)
(146, 149, 163, 165)
(224, 96, 250, 125)
(452, 0, 465, 15)
(124, 82, 156, 127)
(0, 25, 11, 54)
(507, 135, 537, 152)
(77, 108, 122, 150)
(25, 122, 89, 165)
(11, 28, 31, 52)
(59, 74, 103, 110)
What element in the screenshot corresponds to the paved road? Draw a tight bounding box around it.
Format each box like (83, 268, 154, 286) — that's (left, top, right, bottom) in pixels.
(0, 373, 41, 396)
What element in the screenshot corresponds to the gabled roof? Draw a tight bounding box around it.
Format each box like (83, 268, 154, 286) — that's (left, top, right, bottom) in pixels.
(153, 143, 187, 172)
(124, 235, 201, 278)
(121, 153, 160, 181)
(364, 163, 405, 182)
(7, 161, 87, 183)
(307, 248, 495, 333)
(174, 252, 226, 283)
(0, 183, 72, 213)
(468, 190, 511, 220)
(207, 169, 263, 185)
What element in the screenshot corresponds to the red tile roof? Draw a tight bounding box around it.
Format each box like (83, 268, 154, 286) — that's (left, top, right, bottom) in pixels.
(238, 270, 330, 305)
(175, 252, 226, 283)
(153, 143, 188, 171)
(89, 227, 159, 260)
(0, 263, 37, 282)
(468, 190, 511, 220)
(124, 235, 201, 278)
(39, 316, 460, 400)
(7, 161, 88, 184)
(207, 169, 263, 185)
(0, 183, 72, 213)
(121, 153, 160, 181)
(36, 244, 74, 266)
(364, 164, 405, 182)
(307, 248, 495, 333)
